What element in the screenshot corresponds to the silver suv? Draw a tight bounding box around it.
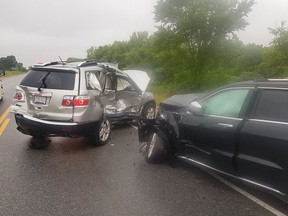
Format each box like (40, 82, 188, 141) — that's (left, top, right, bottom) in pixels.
(11, 61, 156, 148)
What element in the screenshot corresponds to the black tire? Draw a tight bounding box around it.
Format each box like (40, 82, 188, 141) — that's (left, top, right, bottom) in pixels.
(144, 132, 165, 163)
(91, 118, 111, 146)
(142, 102, 156, 119)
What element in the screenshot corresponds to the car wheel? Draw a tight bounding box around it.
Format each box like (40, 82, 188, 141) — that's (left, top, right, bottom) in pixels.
(142, 102, 156, 119)
(91, 118, 111, 146)
(144, 132, 165, 163)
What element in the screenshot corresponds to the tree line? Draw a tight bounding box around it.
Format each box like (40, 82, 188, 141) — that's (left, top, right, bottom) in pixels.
(85, 0, 288, 94)
(0, 55, 25, 72)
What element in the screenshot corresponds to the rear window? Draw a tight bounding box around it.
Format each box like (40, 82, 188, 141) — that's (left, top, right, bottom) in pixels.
(20, 70, 75, 90)
(253, 89, 288, 122)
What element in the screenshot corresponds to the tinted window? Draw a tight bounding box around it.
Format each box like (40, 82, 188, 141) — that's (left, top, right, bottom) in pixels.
(202, 89, 250, 118)
(253, 89, 288, 122)
(20, 70, 75, 90)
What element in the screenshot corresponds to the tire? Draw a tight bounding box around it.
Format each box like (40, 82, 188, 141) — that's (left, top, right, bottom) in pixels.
(91, 118, 111, 146)
(144, 132, 165, 163)
(142, 102, 156, 119)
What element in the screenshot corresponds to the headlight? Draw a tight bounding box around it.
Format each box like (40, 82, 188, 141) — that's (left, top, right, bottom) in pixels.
(156, 108, 168, 121)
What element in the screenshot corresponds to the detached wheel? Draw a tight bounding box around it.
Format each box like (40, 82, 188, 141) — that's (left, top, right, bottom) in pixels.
(142, 102, 156, 119)
(145, 132, 165, 163)
(91, 118, 111, 146)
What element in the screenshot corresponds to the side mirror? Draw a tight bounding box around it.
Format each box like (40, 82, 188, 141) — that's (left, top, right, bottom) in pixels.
(189, 101, 203, 116)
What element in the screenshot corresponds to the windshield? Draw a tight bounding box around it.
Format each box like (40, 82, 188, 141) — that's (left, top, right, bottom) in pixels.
(20, 70, 76, 90)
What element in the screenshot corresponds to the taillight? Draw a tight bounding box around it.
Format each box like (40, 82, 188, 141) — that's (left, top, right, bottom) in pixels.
(14, 90, 25, 101)
(62, 96, 90, 107)
(74, 96, 90, 106)
(62, 96, 74, 107)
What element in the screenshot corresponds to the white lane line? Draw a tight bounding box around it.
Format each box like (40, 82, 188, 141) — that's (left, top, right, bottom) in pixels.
(130, 124, 138, 130)
(210, 173, 286, 216)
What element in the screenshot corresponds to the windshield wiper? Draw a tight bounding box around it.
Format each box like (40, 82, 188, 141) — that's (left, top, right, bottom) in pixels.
(38, 72, 50, 91)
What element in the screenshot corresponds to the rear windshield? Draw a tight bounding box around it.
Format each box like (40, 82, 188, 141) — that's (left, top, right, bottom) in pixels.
(20, 70, 76, 90)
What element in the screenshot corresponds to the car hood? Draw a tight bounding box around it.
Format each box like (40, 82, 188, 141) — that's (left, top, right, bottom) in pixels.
(159, 93, 204, 111)
(123, 70, 150, 92)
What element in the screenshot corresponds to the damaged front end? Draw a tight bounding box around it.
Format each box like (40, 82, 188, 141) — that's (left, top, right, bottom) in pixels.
(138, 93, 202, 163)
(138, 109, 182, 163)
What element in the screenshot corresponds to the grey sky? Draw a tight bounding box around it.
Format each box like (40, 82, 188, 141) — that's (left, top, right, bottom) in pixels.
(0, 0, 288, 67)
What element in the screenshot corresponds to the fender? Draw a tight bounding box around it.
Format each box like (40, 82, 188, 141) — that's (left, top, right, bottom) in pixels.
(138, 118, 175, 155)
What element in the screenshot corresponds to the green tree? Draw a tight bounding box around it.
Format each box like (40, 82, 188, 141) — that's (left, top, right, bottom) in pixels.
(269, 21, 288, 61)
(87, 41, 129, 68)
(154, 0, 255, 88)
(258, 22, 288, 78)
(66, 57, 85, 62)
(87, 31, 151, 69)
(147, 28, 193, 92)
(0, 55, 18, 70)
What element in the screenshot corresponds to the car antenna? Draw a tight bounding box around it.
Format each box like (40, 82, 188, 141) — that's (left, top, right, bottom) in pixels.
(59, 56, 64, 65)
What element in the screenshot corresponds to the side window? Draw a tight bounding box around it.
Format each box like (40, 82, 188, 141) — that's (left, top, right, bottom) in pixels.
(117, 78, 135, 91)
(86, 71, 101, 90)
(202, 89, 250, 118)
(253, 89, 288, 122)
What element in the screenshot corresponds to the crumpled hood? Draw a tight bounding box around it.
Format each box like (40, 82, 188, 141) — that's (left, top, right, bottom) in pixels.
(123, 70, 150, 92)
(160, 93, 204, 111)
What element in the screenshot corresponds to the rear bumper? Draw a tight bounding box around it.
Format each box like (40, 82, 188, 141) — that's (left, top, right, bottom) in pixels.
(14, 114, 100, 137)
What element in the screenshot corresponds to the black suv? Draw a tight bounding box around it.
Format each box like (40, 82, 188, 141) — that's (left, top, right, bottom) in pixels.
(11, 61, 155, 148)
(139, 79, 288, 201)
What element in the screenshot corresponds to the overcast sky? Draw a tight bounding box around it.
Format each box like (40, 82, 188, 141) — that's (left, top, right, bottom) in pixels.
(0, 0, 288, 67)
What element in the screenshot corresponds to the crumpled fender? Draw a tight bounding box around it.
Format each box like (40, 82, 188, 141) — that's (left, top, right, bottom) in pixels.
(138, 117, 175, 154)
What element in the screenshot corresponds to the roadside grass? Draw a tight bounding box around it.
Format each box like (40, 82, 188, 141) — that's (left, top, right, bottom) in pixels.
(1, 71, 27, 77)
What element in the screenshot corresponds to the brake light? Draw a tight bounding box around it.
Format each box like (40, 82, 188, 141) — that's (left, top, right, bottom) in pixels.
(74, 96, 90, 106)
(14, 90, 25, 101)
(62, 96, 90, 107)
(62, 96, 74, 107)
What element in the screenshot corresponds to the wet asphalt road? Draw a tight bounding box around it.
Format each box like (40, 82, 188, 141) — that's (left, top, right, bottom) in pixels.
(0, 75, 287, 216)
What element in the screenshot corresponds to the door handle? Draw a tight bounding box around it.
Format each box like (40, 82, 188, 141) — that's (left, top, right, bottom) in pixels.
(217, 123, 233, 128)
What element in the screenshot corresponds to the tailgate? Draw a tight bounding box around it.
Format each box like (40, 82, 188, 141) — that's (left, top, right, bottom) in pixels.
(13, 69, 78, 121)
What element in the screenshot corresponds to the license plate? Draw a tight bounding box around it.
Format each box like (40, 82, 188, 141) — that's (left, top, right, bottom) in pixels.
(34, 96, 47, 104)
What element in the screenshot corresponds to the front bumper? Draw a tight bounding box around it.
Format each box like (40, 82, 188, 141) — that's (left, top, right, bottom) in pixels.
(14, 114, 100, 137)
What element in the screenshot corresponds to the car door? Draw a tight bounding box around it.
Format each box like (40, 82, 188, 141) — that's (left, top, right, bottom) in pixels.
(113, 76, 143, 118)
(99, 72, 117, 116)
(180, 87, 253, 174)
(75, 69, 109, 122)
(237, 88, 288, 195)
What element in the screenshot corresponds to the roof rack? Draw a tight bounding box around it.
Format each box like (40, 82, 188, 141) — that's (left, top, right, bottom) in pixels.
(32, 61, 64, 68)
(31, 59, 119, 70)
(99, 60, 118, 69)
(77, 61, 98, 67)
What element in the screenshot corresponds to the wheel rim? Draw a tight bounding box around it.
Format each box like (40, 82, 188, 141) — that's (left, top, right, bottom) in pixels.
(148, 133, 157, 158)
(146, 106, 155, 119)
(99, 120, 110, 141)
